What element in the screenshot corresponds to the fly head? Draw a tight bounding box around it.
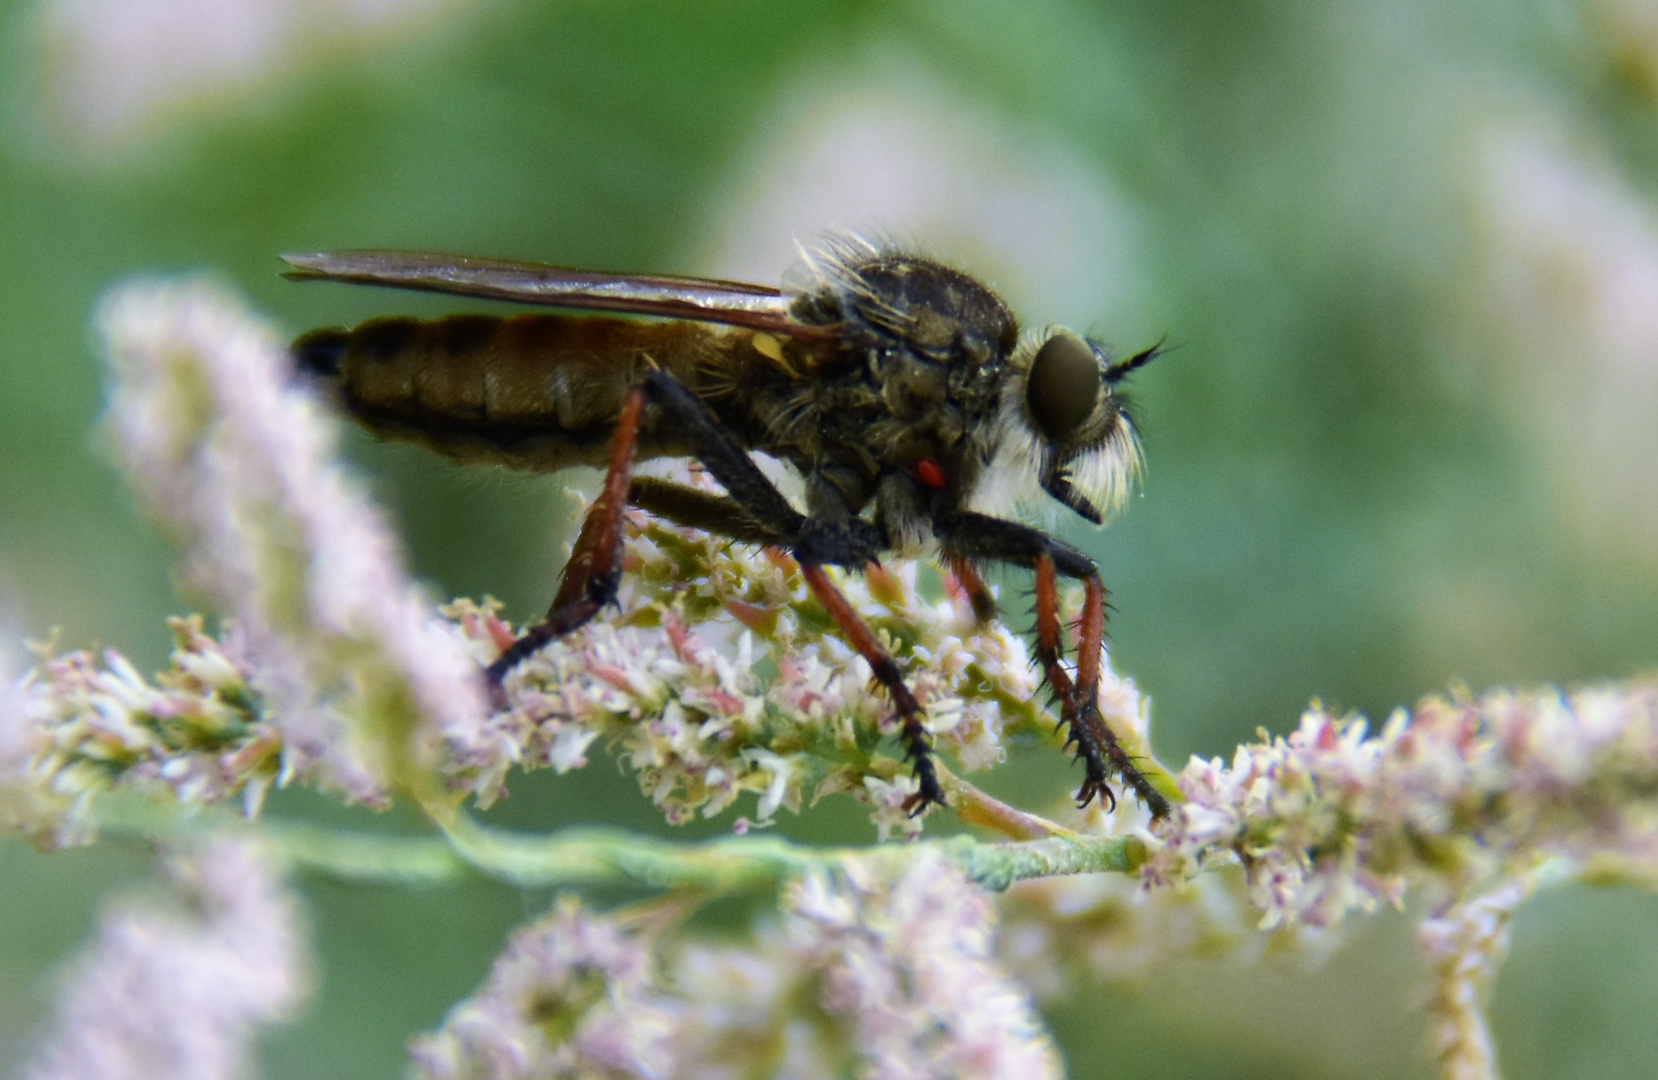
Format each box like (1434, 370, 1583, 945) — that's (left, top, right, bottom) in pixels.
(1006, 329, 1160, 525)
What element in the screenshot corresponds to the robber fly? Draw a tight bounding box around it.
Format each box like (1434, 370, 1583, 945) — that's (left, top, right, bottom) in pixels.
(283, 236, 1168, 817)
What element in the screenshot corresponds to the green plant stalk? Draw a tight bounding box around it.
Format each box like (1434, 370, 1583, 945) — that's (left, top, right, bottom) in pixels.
(95, 794, 1144, 894)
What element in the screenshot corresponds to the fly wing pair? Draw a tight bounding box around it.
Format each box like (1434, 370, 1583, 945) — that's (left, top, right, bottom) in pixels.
(281, 249, 836, 339)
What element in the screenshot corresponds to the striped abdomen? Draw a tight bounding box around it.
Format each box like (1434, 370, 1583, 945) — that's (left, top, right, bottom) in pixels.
(293, 313, 747, 471)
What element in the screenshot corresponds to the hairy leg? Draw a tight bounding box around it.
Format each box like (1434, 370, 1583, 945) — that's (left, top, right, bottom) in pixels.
(800, 563, 944, 812)
(940, 511, 1168, 818)
(485, 385, 648, 683)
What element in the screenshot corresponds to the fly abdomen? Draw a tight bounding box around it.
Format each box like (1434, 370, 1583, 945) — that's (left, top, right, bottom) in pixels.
(291, 312, 733, 471)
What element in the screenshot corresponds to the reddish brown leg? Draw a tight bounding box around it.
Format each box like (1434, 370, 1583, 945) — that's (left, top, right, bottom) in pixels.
(800, 562, 945, 812)
(486, 386, 647, 685)
(1074, 577, 1106, 692)
(946, 555, 997, 624)
(1031, 554, 1107, 807)
(1074, 578, 1169, 816)
(1033, 555, 1168, 817)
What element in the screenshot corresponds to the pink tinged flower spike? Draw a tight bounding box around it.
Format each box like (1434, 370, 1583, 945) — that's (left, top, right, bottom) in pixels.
(97, 279, 487, 805)
(783, 852, 1064, 1080)
(1142, 681, 1658, 931)
(460, 506, 1152, 834)
(1419, 875, 1536, 1080)
(409, 897, 677, 1080)
(4, 618, 288, 849)
(20, 838, 310, 1080)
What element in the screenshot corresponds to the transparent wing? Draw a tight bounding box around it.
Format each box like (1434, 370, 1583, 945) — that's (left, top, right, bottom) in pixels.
(281, 250, 834, 338)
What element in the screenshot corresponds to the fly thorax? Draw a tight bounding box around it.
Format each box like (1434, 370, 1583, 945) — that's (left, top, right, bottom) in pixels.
(878, 351, 949, 419)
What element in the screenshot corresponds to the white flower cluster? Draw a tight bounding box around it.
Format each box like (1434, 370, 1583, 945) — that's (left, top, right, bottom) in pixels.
(4, 617, 276, 849)
(19, 839, 308, 1080)
(1144, 683, 1658, 930)
(782, 852, 1063, 1079)
(443, 514, 1063, 837)
(410, 897, 676, 1080)
(411, 853, 1060, 1080)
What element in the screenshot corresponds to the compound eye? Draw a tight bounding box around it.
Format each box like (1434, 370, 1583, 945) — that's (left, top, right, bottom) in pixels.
(1026, 332, 1101, 442)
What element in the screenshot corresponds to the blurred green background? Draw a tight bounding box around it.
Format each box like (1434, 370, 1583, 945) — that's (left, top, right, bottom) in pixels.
(3, 0, 1657, 1076)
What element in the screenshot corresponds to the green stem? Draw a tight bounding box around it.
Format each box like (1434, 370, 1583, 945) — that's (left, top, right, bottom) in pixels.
(96, 796, 1145, 893)
(437, 819, 1148, 891)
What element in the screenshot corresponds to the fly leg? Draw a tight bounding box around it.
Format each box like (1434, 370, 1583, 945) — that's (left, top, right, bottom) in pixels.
(800, 563, 944, 812)
(632, 372, 944, 811)
(486, 385, 647, 685)
(939, 512, 1169, 818)
(1032, 553, 1132, 812)
(946, 555, 997, 624)
(626, 477, 783, 547)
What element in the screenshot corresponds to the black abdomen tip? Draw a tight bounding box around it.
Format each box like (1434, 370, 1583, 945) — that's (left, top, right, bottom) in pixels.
(292, 328, 348, 378)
